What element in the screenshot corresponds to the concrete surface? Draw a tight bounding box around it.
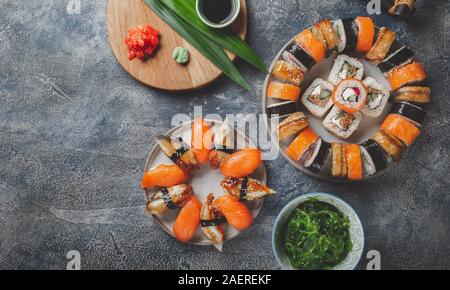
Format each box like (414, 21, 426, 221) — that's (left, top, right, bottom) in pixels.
(0, 0, 449, 270)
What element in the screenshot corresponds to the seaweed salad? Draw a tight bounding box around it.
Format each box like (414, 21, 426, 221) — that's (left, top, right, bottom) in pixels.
(284, 198, 353, 270)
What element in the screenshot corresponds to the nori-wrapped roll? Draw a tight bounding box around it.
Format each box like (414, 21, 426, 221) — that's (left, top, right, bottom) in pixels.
(390, 101, 426, 126)
(361, 139, 388, 171)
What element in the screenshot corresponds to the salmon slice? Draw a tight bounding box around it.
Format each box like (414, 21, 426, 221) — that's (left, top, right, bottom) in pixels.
(213, 195, 253, 231)
(192, 118, 213, 164)
(220, 148, 261, 178)
(387, 63, 426, 91)
(286, 127, 318, 161)
(381, 114, 421, 146)
(267, 81, 301, 101)
(356, 17, 375, 52)
(141, 164, 189, 189)
(173, 196, 202, 244)
(294, 29, 325, 63)
(346, 144, 363, 180)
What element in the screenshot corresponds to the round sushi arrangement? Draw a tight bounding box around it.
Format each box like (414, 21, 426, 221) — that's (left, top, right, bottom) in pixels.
(141, 119, 276, 250)
(263, 16, 431, 182)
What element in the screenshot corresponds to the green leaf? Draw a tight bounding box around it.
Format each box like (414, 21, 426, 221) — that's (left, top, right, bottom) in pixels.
(159, 0, 267, 73)
(145, 0, 251, 91)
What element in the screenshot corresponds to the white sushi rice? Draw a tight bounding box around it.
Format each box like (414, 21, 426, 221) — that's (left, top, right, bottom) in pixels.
(333, 20, 346, 53)
(360, 145, 377, 176)
(304, 138, 322, 167)
(301, 78, 335, 118)
(322, 106, 363, 139)
(328, 55, 364, 85)
(361, 77, 390, 118)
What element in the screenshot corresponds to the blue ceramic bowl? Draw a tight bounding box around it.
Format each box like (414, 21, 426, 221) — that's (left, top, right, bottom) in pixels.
(272, 193, 364, 270)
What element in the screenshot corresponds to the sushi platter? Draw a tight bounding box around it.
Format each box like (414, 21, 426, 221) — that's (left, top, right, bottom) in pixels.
(142, 119, 276, 250)
(263, 17, 430, 182)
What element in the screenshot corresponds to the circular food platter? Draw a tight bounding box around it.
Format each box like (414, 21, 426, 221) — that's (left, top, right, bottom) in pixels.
(107, 0, 248, 91)
(143, 119, 269, 247)
(262, 17, 429, 182)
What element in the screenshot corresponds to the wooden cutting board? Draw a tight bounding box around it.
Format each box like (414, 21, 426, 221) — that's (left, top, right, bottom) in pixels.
(107, 0, 247, 91)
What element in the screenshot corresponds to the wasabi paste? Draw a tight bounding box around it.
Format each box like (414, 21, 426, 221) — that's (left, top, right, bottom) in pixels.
(172, 47, 190, 64)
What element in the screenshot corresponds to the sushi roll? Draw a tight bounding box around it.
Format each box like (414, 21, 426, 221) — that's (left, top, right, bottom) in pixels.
(286, 127, 319, 161)
(361, 77, 390, 118)
(294, 29, 326, 64)
(365, 27, 396, 63)
(267, 81, 301, 101)
(381, 114, 421, 147)
(355, 16, 375, 52)
(316, 19, 340, 52)
(332, 78, 368, 114)
(390, 101, 425, 127)
(333, 18, 358, 53)
(359, 145, 376, 176)
(371, 130, 404, 162)
(387, 62, 426, 91)
(378, 46, 414, 74)
(282, 42, 316, 72)
(323, 106, 363, 139)
(266, 100, 297, 118)
(272, 60, 305, 87)
(346, 144, 363, 180)
(304, 139, 331, 173)
(361, 139, 389, 172)
(276, 112, 309, 141)
(329, 55, 364, 85)
(394, 86, 431, 104)
(301, 78, 334, 118)
(331, 143, 347, 178)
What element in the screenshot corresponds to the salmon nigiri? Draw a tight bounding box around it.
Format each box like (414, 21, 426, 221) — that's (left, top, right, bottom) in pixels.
(192, 118, 213, 164)
(141, 164, 189, 189)
(220, 148, 261, 178)
(213, 195, 253, 231)
(173, 196, 202, 244)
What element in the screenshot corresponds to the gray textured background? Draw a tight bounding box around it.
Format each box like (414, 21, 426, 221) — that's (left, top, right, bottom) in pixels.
(0, 0, 449, 270)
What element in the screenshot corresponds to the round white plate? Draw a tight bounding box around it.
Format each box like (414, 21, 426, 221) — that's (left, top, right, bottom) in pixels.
(143, 120, 266, 245)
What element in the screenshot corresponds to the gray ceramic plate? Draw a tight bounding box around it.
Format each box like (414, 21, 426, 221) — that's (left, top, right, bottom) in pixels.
(262, 32, 397, 183)
(272, 193, 364, 270)
(143, 119, 266, 246)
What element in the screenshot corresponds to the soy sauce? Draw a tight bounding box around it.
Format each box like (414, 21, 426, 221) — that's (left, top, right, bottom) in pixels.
(202, 0, 235, 24)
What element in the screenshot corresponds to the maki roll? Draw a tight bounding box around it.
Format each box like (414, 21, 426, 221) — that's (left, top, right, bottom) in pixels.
(323, 106, 363, 139)
(378, 46, 414, 74)
(313, 19, 340, 52)
(331, 143, 347, 178)
(394, 86, 431, 104)
(355, 16, 375, 52)
(294, 29, 326, 64)
(371, 130, 404, 162)
(304, 139, 331, 173)
(387, 62, 426, 91)
(272, 60, 305, 87)
(276, 112, 309, 141)
(329, 54, 364, 85)
(390, 101, 425, 127)
(361, 139, 389, 173)
(365, 27, 396, 63)
(361, 77, 390, 118)
(333, 18, 358, 53)
(282, 42, 316, 72)
(381, 114, 421, 147)
(266, 100, 298, 118)
(301, 78, 334, 118)
(286, 127, 319, 161)
(346, 144, 363, 181)
(332, 78, 368, 114)
(267, 81, 301, 101)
